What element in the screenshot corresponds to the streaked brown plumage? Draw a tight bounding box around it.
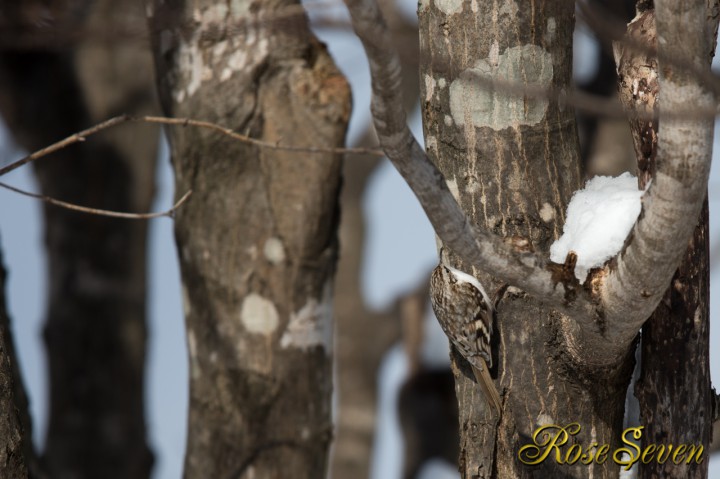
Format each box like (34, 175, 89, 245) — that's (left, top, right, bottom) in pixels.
(429, 263, 502, 413)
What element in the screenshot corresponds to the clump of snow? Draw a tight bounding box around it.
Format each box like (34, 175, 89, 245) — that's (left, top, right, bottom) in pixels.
(550, 173, 644, 283)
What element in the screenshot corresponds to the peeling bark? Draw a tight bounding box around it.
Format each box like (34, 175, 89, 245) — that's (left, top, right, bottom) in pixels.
(146, 1, 351, 477)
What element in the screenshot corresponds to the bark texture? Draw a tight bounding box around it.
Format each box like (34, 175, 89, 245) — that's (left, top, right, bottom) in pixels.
(146, 1, 350, 477)
(347, 0, 717, 474)
(615, 3, 719, 477)
(418, 1, 631, 477)
(0, 240, 36, 478)
(0, 1, 158, 477)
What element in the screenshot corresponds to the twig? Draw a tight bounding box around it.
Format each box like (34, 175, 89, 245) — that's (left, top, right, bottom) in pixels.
(137, 115, 384, 156)
(0, 116, 129, 177)
(0, 181, 192, 219)
(0, 114, 384, 179)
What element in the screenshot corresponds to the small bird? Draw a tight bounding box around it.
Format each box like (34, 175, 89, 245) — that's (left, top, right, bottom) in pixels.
(429, 262, 502, 413)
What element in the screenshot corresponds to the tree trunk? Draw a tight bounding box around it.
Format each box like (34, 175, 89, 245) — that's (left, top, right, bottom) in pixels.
(146, 2, 351, 477)
(0, 1, 158, 477)
(418, 1, 634, 477)
(0, 239, 36, 478)
(614, 4, 718, 477)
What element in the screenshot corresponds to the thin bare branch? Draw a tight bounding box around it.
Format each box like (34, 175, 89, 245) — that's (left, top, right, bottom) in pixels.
(343, 0, 596, 319)
(602, 0, 717, 348)
(139, 116, 383, 156)
(0, 115, 128, 177)
(0, 181, 192, 219)
(0, 115, 384, 179)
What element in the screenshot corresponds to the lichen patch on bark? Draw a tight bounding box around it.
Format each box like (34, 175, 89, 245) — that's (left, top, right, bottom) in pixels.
(280, 283, 333, 354)
(434, 0, 464, 16)
(446, 177, 460, 201)
(263, 237, 286, 265)
(449, 44, 553, 130)
(240, 293, 280, 335)
(539, 202, 555, 222)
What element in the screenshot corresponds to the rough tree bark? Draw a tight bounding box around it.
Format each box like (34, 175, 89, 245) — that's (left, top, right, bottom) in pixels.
(615, 3, 719, 478)
(146, 1, 350, 477)
(345, 0, 718, 476)
(0, 1, 158, 477)
(418, 1, 635, 477)
(0, 240, 36, 478)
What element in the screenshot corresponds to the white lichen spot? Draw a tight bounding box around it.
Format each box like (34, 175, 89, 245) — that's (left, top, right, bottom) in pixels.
(435, 0, 463, 15)
(425, 135, 438, 152)
(545, 18, 557, 43)
(263, 237, 286, 265)
(536, 413, 554, 426)
(212, 10, 269, 84)
(444, 115, 453, 126)
(226, 49, 249, 74)
(471, 0, 478, 13)
(201, 64, 214, 82)
(204, 3, 228, 21)
(424, 74, 436, 102)
(230, 0, 251, 14)
(539, 202, 555, 222)
(212, 40, 228, 59)
(181, 285, 192, 316)
(209, 351, 218, 364)
(438, 77, 447, 89)
(280, 282, 333, 354)
(465, 177, 480, 193)
(488, 41, 500, 66)
(446, 177, 461, 201)
(498, 0, 519, 17)
(187, 330, 200, 379)
(449, 44, 553, 130)
(301, 427, 311, 440)
(557, 87, 567, 112)
(220, 68, 233, 82)
(174, 41, 205, 100)
(240, 293, 279, 335)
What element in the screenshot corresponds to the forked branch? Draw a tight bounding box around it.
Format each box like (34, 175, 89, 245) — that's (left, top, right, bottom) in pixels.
(344, 0, 717, 363)
(602, 0, 717, 349)
(343, 0, 596, 318)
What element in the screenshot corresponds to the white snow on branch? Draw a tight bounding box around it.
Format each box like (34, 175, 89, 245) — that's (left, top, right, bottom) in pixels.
(550, 173, 645, 283)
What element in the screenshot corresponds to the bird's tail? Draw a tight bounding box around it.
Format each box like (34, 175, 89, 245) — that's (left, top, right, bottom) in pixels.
(472, 362, 502, 414)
